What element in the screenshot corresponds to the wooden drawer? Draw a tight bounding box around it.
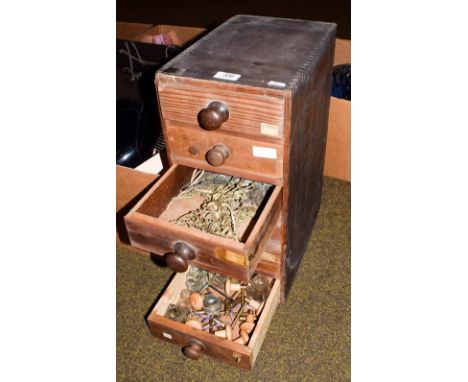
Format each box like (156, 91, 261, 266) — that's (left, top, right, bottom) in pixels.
(147, 270, 280, 370)
(124, 164, 282, 282)
(157, 82, 285, 140)
(165, 122, 283, 184)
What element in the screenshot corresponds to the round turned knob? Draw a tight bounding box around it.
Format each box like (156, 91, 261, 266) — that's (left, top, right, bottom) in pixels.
(198, 101, 229, 130)
(182, 339, 205, 360)
(164, 242, 195, 272)
(205, 144, 230, 167)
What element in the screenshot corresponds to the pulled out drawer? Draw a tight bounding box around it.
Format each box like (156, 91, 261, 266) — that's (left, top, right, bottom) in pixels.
(147, 269, 280, 370)
(124, 164, 282, 281)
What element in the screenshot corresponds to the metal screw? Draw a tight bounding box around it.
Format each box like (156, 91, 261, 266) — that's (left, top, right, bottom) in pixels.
(231, 300, 248, 328)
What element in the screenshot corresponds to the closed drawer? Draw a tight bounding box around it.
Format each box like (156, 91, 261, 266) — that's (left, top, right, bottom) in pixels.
(165, 122, 283, 184)
(124, 164, 282, 282)
(158, 84, 285, 139)
(147, 269, 280, 370)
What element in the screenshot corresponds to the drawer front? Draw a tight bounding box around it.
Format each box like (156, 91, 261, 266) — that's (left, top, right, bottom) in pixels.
(124, 164, 282, 282)
(165, 123, 283, 184)
(147, 271, 281, 370)
(158, 85, 285, 139)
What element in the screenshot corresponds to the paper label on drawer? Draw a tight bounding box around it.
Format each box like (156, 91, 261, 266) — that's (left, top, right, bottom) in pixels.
(162, 332, 173, 340)
(214, 248, 247, 266)
(268, 80, 286, 88)
(213, 71, 241, 81)
(252, 146, 277, 159)
(260, 122, 279, 137)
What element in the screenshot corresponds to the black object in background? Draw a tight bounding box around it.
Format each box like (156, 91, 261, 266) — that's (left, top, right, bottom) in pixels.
(116, 39, 180, 168)
(116, 39, 182, 99)
(116, 98, 159, 168)
(331, 64, 351, 101)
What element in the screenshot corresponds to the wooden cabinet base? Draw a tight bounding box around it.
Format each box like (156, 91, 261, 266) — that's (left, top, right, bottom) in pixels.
(120, 15, 336, 370)
(147, 270, 280, 370)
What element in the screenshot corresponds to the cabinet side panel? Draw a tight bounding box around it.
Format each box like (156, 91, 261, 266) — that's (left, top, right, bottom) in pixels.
(284, 33, 336, 298)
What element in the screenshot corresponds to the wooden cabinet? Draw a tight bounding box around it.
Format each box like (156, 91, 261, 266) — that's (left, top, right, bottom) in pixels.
(124, 15, 336, 369)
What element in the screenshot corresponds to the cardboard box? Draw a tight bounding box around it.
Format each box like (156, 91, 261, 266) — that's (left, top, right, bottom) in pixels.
(133, 24, 207, 46)
(324, 38, 351, 182)
(116, 165, 158, 250)
(116, 21, 153, 40)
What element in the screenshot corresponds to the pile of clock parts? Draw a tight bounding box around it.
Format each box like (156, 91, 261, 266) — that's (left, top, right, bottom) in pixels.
(165, 266, 272, 345)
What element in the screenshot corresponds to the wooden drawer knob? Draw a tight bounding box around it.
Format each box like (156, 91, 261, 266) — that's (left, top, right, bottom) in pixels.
(182, 339, 205, 360)
(198, 101, 229, 130)
(206, 144, 230, 167)
(164, 242, 195, 272)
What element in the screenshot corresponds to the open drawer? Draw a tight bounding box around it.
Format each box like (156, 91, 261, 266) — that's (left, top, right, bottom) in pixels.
(124, 164, 282, 282)
(147, 270, 280, 370)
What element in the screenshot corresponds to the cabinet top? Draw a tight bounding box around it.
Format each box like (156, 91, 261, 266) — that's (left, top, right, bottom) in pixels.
(159, 15, 336, 92)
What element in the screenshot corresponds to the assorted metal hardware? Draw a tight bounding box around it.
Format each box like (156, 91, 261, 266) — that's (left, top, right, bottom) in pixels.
(170, 169, 272, 241)
(167, 266, 273, 345)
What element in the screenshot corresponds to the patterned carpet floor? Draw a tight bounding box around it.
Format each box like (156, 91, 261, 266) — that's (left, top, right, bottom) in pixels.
(117, 176, 350, 382)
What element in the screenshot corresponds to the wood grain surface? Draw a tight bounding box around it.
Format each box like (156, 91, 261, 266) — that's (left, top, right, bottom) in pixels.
(282, 27, 336, 299)
(158, 15, 337, 92)
(255, 214, 282, 279)
(165, 122, 283, 183)
(158, 85, 285, 138)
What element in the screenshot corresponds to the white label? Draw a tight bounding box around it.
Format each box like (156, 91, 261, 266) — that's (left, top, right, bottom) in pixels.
(260, 122, 279, 137)
(268, 80, 286, 88)
(162, 332, 173, 340)
(252, 146, 277, 159)
(213, 71, 241, 81)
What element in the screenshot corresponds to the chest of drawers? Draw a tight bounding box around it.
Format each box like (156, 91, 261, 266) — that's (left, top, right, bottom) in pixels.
(124, 15, 336, 369)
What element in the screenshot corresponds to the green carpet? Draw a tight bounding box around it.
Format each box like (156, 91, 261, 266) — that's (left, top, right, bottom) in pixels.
(117, 176, 350, 382)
